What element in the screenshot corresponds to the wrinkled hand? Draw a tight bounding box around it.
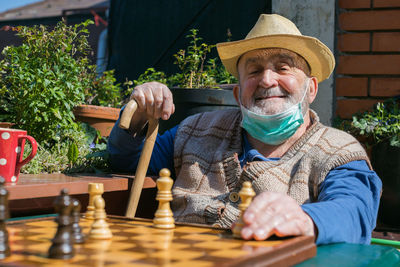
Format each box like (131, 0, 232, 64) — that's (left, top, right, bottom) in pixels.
(130, 82, 175, 120)
(238, 191, 315, 240)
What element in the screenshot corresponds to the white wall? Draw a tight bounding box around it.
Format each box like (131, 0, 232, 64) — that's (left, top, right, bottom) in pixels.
(271, 0, 336, 125)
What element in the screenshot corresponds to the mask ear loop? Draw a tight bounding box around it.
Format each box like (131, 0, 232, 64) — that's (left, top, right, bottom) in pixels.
(299, 78, 311, 117)
(300, 78, 310, 103)
(238, 86, 244, 107)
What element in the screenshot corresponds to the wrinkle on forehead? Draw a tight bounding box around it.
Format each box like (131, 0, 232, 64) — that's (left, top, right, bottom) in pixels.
(239, 48, 311, 76)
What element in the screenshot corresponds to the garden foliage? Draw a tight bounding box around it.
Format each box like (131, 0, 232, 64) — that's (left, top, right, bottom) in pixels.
(351, 98, 400, 147)
(0, 20, 123, 173)
(0, 20, 94, 144)
(336, 98, 400, 148)
(134, 29, 237, 88)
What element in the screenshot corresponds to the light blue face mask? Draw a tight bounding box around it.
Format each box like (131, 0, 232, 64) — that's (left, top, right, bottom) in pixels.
(240, 80, 309, 145)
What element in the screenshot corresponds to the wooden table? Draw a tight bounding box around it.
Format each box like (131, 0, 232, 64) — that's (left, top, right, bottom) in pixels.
(5, 173, 157, 218)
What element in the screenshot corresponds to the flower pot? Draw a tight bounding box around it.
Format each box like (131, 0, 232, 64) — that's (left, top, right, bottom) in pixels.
(159, 87, 238, 133)
(372, 141, 400, 228)
(0, 122, 15, 128)
(73, 105, 120, 137)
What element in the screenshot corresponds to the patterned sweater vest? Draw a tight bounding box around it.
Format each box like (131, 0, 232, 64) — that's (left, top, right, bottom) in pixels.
(172, 109, 371, 228)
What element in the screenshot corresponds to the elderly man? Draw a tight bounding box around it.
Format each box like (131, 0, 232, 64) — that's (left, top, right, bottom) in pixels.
(108, 14, 381, 245)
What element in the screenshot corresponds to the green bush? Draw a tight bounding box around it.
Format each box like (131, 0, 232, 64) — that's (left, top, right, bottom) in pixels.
(0, 20, 95, 145)
(351, 98, 400, 147)
(131, 68, 167, 88)
(86, 69, 127, 108)
(336, 98, 400, 148)
(0, 19, 124, 174)
(0, 20, 129, 145)
(134, 29, 237, 89)
(21, 124, 110, 174)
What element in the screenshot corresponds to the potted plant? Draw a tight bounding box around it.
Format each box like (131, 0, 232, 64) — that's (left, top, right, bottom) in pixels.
(0, 20, 126, 174)
(133, 29, 239, 133)
(346, 97, 400, 228)
(74, 69, 127, 137)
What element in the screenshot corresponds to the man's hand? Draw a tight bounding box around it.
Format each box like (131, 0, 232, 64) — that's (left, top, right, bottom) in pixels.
(127, 82, 175, 134)
(130, 82, 175, 121)
(238, 191, 316, 240)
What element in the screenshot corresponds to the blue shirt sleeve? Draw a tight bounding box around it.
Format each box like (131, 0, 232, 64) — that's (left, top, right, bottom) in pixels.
(301, 160, 382, 245)
(107, 115, 177, 177)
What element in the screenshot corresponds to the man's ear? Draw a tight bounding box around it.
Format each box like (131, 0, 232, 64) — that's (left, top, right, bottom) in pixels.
(233, 85, 240, 105)
(308, 77, 318, 104)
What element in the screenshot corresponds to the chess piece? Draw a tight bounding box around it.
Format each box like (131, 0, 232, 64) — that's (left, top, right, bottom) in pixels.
(88, 195, 112, 239)
(153, 168, 175, 229)
(71, 198, 85, 244)
(0, 178, 10, 259)
(85, 183, 104, 220)
(232, 181, 256, 238)
(48, 188, 75, 259)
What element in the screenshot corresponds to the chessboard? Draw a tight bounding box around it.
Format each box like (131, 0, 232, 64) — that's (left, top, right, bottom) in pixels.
(1, 215, 316, 267)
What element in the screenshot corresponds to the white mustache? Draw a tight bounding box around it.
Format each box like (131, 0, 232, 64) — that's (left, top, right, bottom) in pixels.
(254, 87, 289, 99)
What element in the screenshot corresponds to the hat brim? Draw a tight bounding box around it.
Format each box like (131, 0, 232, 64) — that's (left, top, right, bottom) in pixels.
(217, 34, 335, 82)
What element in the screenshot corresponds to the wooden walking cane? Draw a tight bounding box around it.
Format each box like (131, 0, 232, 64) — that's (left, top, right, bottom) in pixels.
(119, 99, 159, 218)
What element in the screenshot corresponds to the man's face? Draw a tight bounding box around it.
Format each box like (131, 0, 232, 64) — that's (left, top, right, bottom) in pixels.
(237, 48, 310, 115)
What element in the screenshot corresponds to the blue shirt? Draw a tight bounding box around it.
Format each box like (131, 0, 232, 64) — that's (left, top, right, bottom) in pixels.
(107, 119, 382, 245)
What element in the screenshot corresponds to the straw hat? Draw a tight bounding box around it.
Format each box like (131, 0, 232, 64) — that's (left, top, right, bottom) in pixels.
(217, 14, 335, 82)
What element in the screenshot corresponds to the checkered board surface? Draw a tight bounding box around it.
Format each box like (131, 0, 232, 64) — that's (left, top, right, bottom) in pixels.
(1, 216, 316, 266)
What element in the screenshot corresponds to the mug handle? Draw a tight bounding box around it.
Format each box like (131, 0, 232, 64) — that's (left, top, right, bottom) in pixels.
(16, 135, 38, 169)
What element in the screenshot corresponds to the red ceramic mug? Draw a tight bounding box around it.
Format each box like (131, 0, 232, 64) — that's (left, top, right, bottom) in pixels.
(0, 128, 37, 183)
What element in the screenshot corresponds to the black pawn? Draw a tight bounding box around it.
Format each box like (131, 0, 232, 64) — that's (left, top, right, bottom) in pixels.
(0, 178, 10, 259)
(48, 188, 74, 259)
(71, 198, 85, 244)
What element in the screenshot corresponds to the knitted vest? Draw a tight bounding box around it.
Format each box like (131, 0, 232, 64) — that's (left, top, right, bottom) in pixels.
(172, 109, 371, 228)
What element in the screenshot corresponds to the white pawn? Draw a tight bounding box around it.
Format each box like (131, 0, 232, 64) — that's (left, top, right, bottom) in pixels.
(88, 196, 112, 239)
(153, 168, 175, 229)
(85, 183, 104, 220)
(232, 181, 256, 238)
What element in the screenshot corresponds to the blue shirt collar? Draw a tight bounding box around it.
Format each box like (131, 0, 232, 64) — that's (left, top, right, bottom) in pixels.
(239, 133, 280, 167)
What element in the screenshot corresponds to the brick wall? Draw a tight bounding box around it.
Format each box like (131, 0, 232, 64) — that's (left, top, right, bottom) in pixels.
(336, 0, 400, 119)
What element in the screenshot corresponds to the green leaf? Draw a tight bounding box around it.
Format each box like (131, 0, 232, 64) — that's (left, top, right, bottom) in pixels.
(52, 108, 62, 120)
(67, 142, 79, 164)
(390, 136, 400, 147)
(86, 149, 108, 159)
(81, 122, 97, 145)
